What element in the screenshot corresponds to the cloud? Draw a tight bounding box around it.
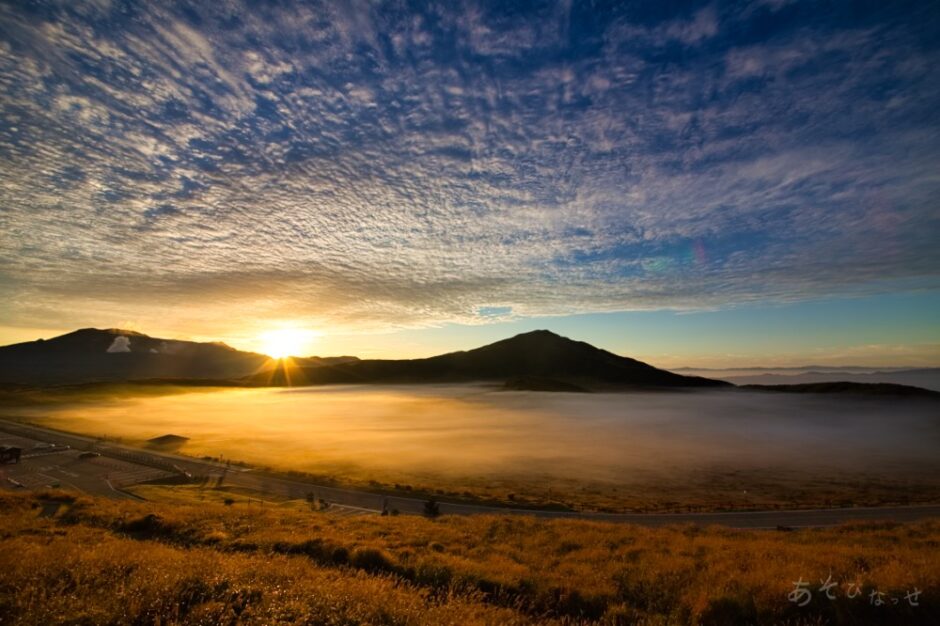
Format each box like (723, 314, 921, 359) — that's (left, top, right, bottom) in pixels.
(665, 6, 719, 45)
(0, 1, 937, 336)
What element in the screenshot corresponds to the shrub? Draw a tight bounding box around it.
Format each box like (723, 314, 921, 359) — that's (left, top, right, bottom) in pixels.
(121, 513, 171, 538)
(350, 548, 397, 574)
(423, 497, 441, 518)
(330, 546, 349, 565)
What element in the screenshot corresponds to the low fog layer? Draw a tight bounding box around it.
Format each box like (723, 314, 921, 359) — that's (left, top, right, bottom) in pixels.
(15, 386, 939, 487)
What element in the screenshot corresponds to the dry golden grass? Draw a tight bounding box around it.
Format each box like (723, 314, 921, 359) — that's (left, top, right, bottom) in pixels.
(0, 491, 937, 625)
(127, 484, 309, 509)
(328, 466, 940, 514)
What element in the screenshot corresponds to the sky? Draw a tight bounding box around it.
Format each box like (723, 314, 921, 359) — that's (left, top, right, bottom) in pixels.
(0, 0, 938, 366)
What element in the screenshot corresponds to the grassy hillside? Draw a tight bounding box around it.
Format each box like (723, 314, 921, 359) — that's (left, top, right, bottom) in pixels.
(0, 491, 936, 625)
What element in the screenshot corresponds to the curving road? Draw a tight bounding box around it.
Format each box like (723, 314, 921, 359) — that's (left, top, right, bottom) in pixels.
(2, 418, 938, 528)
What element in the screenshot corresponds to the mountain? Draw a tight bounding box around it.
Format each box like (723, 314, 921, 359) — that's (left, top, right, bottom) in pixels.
(255, 330, 730, 389)
(674, 365, 920, 372)
(3, 328, 933, 396)
(0, 329, 363, 386)
(0, 328, 274, 385)
(698, 368, 940, 392)
(743, 381, 940, 398)
(0, 328, 729, 389)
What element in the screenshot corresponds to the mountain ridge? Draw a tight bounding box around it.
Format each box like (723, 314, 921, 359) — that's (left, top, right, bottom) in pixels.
(3, 329, 365, 386)
(0, 327, 727, 389)
(255, 329, 729, 389)
(0, 328, 271, 384)
(6, 328, 934, 396)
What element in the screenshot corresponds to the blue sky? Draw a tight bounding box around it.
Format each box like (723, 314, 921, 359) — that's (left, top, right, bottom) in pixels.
(0, 1, 937, 365)
(371, 292, 940, 367)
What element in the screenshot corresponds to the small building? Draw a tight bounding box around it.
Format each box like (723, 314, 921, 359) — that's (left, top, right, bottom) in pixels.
(0, 446, 22, 464)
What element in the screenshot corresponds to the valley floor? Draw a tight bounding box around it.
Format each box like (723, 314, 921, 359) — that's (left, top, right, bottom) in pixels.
(4, 415, 940, 533)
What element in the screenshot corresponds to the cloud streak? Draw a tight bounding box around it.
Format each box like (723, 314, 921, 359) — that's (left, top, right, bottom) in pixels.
(0, 0, 938, 337)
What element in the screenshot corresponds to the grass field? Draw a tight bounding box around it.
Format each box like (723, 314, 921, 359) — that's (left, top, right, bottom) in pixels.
(0, 490, 936, 625)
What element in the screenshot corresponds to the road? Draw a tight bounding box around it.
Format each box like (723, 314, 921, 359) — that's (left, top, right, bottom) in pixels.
(2, 418, 939, 528)
(0, 435, 171, 500)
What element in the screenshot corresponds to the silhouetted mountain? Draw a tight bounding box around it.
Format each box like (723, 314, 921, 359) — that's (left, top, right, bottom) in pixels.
(255, 330, 730, 389)
(743, 382, 940, 398)
(0, 328, 274, 385)
(0, 328, 733, 389)
(675, 365, 920, 372)
(703, 368, 940, 392)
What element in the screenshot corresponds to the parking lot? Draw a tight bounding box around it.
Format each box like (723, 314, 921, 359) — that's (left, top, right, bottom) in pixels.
(0, 430, 174, 499)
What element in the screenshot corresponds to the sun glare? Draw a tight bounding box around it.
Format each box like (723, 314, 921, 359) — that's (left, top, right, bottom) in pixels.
(259, 328, 317, 359)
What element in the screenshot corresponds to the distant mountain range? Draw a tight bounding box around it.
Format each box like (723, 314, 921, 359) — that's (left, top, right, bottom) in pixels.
(678, 367, 940, 392)
(0, 328, 725, 389)
(675, 365, 925, 372)
(742, 382, 939, 398)
(1, 328, 935, 397)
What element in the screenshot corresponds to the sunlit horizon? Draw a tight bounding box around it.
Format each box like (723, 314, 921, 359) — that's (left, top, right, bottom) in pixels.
(0, 290, 937, 370)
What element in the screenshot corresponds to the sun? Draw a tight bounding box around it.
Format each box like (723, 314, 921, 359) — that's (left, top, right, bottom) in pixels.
(259, 328, 317, 359)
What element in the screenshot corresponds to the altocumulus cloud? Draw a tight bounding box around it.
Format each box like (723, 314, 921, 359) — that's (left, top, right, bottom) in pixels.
(0, 0, 938, 334)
